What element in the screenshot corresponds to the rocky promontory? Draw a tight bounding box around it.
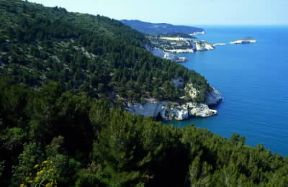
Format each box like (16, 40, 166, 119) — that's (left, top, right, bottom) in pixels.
(126, 87, 222, 121)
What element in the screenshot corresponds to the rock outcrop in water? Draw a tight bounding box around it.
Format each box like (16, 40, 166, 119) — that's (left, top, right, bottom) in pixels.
(230, 37, 256, 44)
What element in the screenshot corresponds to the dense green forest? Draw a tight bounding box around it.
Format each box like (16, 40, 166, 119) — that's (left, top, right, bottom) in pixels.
(0, 0, 288, 186)
(1, 79, 288, 186)
(0, 0, 209, 103)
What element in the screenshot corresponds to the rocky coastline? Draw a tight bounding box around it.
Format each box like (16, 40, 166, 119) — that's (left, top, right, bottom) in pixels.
(126, 87, 222, 121)
(138, 38, 222, 121)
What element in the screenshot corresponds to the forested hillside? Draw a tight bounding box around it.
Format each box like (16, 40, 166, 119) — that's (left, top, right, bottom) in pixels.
(0, 0, 209, 103)
(0, 1, 288, 186)
(0, 79, 288, 186)
(121, 20, 204, 35)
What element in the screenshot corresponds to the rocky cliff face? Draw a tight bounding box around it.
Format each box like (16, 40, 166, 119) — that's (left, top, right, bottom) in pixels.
(125, 101, 167, 118)
(188, 103, 217, 117)
(205, 87, 222, 106)
(127, 87, 222, 121)
(160, 102, 217, 121)
(195, 41, 215, 51)
(147, 46, 185, 62)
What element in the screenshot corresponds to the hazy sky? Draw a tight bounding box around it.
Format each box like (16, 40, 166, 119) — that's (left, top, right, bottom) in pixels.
(28, 0, 288, 26)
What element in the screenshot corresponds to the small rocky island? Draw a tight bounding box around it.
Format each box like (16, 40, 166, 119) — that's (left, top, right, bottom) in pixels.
(230, 37, 256, 44)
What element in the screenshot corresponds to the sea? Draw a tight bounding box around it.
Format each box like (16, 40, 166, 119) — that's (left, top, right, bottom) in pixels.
(172, 26, 288, 156)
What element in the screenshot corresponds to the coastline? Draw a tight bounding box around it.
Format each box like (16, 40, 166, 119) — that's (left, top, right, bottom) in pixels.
(126, 87, 222, 121)
(173, 26, 288, 156)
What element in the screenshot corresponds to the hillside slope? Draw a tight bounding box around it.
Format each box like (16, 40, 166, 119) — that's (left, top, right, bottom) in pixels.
(121, 19, 204, 35)
(0, 0, 209, 103)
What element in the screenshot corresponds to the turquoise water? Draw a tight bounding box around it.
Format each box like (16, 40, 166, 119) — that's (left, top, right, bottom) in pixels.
(172, 27, 288, 156)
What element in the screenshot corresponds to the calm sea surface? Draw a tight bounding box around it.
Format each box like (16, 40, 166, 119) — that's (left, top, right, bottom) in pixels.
(172, 27, 288, 156)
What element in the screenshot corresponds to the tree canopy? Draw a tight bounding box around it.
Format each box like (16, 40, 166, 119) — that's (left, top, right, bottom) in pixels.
(0, 79, 288, 186)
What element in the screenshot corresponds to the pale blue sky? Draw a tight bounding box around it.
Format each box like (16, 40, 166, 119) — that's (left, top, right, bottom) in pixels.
(28, 0, 288, 26)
